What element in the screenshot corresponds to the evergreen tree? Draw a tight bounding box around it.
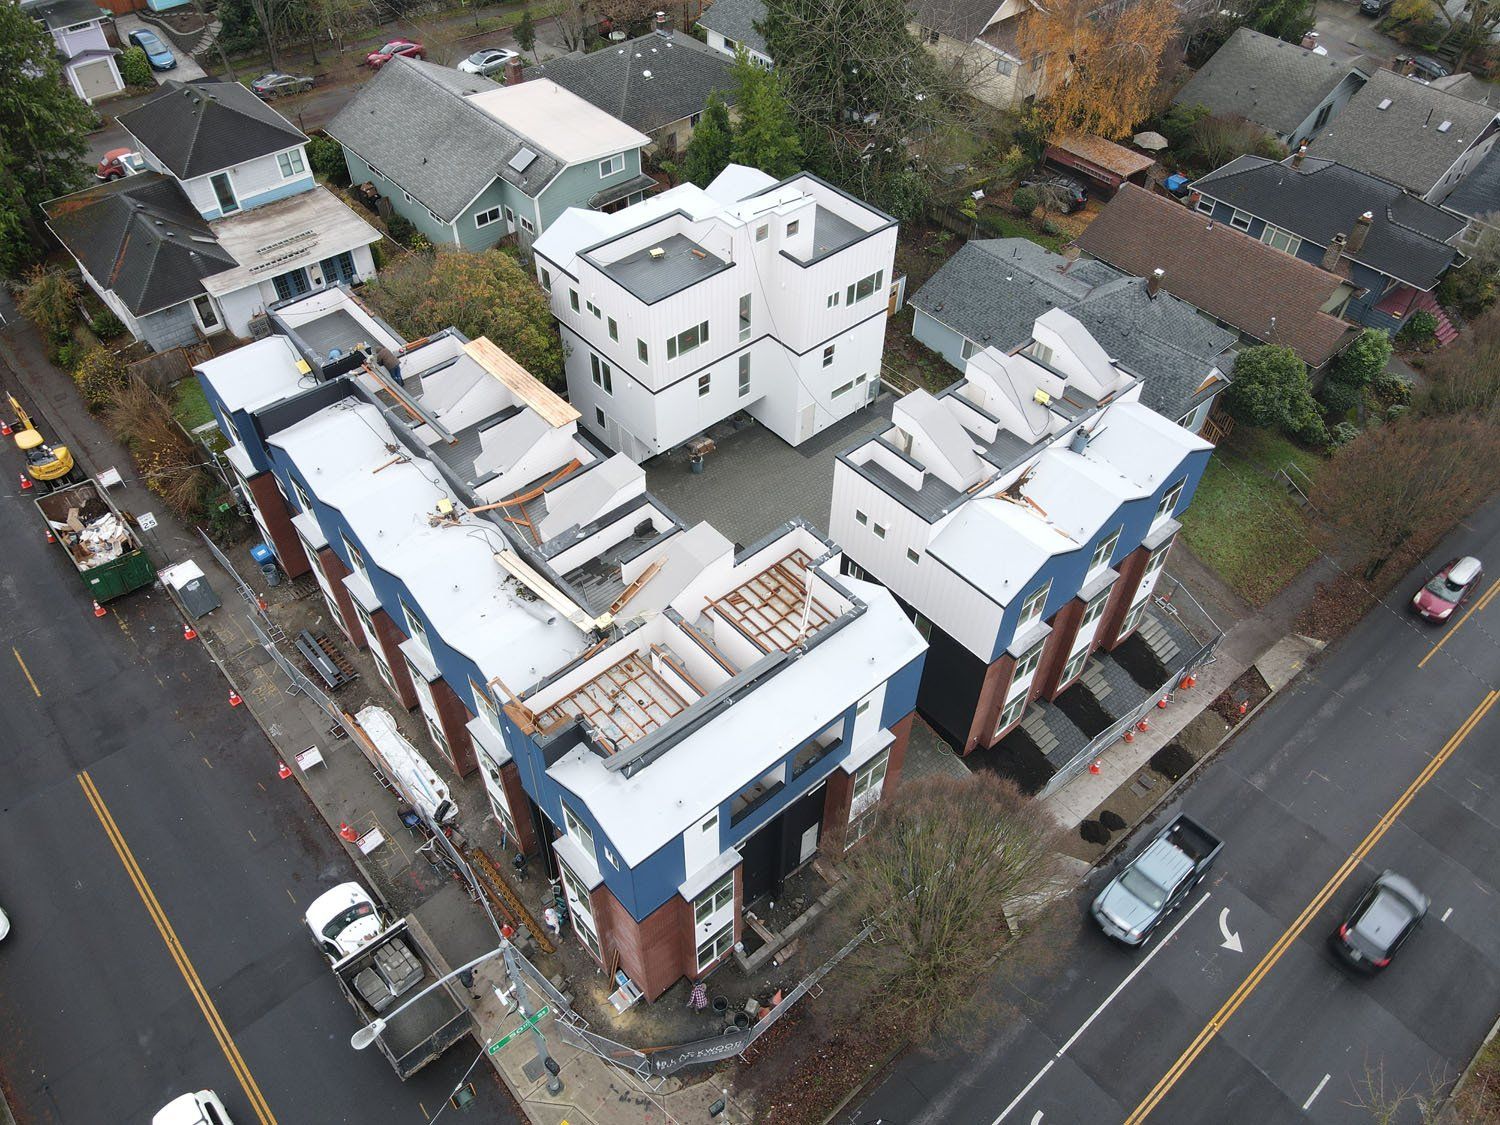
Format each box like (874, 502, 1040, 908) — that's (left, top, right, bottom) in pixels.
(728, 50, 803, 179)
(515, 8, 537, 59)
(681, 92, 734, 187)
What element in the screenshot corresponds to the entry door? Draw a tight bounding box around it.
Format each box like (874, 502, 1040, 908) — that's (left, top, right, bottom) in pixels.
(798, 402, 816, 442)
(798, 822, 819, 865)
(739, 822, 780, 903)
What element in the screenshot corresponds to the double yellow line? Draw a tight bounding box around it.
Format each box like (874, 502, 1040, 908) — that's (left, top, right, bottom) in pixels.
(1126, 689, 1499, 1123)
(1418, 576, 1500, 670)
(78, 771, 278, 1125)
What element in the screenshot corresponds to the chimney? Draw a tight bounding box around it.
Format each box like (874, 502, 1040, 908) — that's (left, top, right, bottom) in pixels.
(654, 9, 670, 36)
(504, 57, 524, 86)
(1147, 268, 1164, 298)
(1293, 143, 1308, 168)
(1346, 211, 1374, 256)
(1300, 30, 1319, 50)
(1322, 232, 1347, 272)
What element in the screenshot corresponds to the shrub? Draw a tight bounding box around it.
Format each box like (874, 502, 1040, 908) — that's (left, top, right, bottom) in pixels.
(384, 213, 419, 247)
(1318, 377, 1362, 420)
(88, 309, 125, 341)
(1437, 260, 1497, 320)
(71, 346, 128, 410)
(1329, 328, 1391, 391)
(1226, 344, 1324, 444)
(1371, 369, 1412, 407)
(306, 135, 348, 185)
(17, 266, 79, 341)
(1329, 421, 1360, 447)
(1011, 186, 1039, 216)
(52, 340, 81, 371)
(104, 375, 213, 519)
(1396, 309, 1437, 347)
(119, 46, 153, 88)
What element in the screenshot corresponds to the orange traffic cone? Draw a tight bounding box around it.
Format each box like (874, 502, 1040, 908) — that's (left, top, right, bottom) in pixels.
(1, 419, 11, 436)
(182, 622, 197, 641)
(1088, 759, 1102, 774)
(45, 528, 55, 543)
(277, 761, 293, 780)
(1136, 718, 1150, 732)
(1123, 730, 1135, 743)
(1157, 697, 1170, 709)
(1179, 674, 1197, 690)
(92, 599, 106, 618)
(19, 472, 32, 491)
(1237, 700, 1248, 716)
(339, 822, 359, 843)
(228, 688, 243, 707)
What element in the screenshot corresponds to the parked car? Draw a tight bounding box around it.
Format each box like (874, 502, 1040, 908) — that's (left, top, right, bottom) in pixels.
(1092, 814, 1222, 946)
(1021, 172, 1088, 213)
(95, 148, 147, 182)
(1330, 871, 1429, 972)
(251, 72, 314, 98)
(458, 47, 518, 76)
(366, 39, 424, 67)
(152, 1090, 233, 1125)
(1360, 0, 1392, 14)
(1405, 55, 1451, 80)
(0, 905, 9, 942)
(128, 28, 176, 71)
(1411, 555, 1483, 622)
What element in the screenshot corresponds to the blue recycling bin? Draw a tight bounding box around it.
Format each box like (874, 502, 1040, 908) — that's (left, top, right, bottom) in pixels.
(250, 542, 281, 586)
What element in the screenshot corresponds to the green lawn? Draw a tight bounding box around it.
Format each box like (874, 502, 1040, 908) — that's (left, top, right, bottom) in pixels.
(171, 377, 215, 431)
(1180, 427, 1323, 607)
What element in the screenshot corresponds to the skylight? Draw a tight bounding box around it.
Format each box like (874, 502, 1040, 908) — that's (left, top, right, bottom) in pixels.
(509, 147, 537, 173)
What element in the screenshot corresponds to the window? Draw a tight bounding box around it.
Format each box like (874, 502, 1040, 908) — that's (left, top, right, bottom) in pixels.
(856, 696, 871, 716)
(1089, 527, 1121, 573)
(852, 748, 889, 800)
(504, 206, 516, 226)
(1144, 537, 1173, 580)
(1059, 646, 1089, 686)
(846, 269, 884, 305)
(697, 921, 733, 970)
(277, 149, 306, 178)
(590, 354, 612, 394)
(573, 909, 603, 960)
(1081, 588, 1110, 628)
(996, 56, 1016, 76)
(698, 372, 711, 397)
(558, 861, 592, 920)
(586, 299, 601, 318)
(738, 353, 751, 397)
(1229, 208, 1253, 231)
(519, 216, 535, 234)
(569, 289, 580, 312)
(595, 405, 607, 430)
(599, 152, 625, 177)
(855, 510, 868, 526)
(192, 294, 221, 330)
(1119, 598, 1146, 637)
(907, 547, 920, 564)
(995, 691, 1027, 737)
(694, 872, 735, 926)
(471, 678, 502, 735)
(400, 597, 428, 652)
(913, 612, 933, 640)
(1155, 478, 1185, 522)
(755, 224, 768, 241)
(826, 292, 840, 308)
(561, 801, 595, 855)
(539, 267, 551, 291)
(272, 268, 311, 300)
(608, 317, 618, 342)
(1260, 224, 1301, 256)
(873, 522, 887, 539)
(739, 293, 751, 341)
(1014, 639, 1044, 681)
(1027, 340, 1054, 366)
(319, 251, 356, 287)
(960, 338, 978, 360)
(832, 380, 854, 398)
(210, 172, 239, 215)
(1194, 197, 1215, 216)
(342, 534, 367, 581)
(786, 220, 800, 237)
(1312, 101, 1333, 130)
(667, 321, 709, 359)
(475, 206, 503, 228)
(689, 111, 702, 126)
(291, 477, 313, 513)
(1017, 580, 1051, 631)
(822, 344, 835, 368)
(637, 339, 649, 363)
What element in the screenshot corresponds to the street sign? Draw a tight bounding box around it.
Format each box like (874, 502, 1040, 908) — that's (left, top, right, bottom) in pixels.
(138, 512, 157, 531)
(487, 1005, 549, 1055)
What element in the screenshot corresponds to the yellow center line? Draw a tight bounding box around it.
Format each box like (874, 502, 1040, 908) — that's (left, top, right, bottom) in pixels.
(1418, 576, 1500, 669)
(12, 647, 40, 697)
(1125, 690, 1499, 1124)
(77, 771, 278, 1125)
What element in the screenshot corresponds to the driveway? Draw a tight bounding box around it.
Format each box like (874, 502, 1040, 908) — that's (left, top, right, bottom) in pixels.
(114, 12, 209, 82)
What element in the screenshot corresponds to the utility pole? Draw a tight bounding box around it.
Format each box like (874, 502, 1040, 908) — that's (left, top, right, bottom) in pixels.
(500, 937, 562, 1095)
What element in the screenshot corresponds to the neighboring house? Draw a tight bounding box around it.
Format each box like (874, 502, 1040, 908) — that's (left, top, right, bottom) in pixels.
(1443, 145, 1500, 246)
(1308, 69, 1500, 203)
(535, 25, 737, 153)
(196, 286, 926, 1003)
(45, 81, 380, 350)
(698, 0, 771, 66)
(910, 238, 1236, 431)
(533, 164, 898, 462)
(910, 0, 1043, 109)
(326, 57, 653, 253)
(1172, 28, 1370, 150)
(24, 0, 123, 104)
(1043, 135, 1153, 198)
(1077, 184, 1359, 374)
(831, 311, 1210, 786)
(1190, 152, 1465, 331)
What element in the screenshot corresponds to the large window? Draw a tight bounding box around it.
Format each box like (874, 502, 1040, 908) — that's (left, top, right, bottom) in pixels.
(1013, 639, 1044, 682)
(994, 691, 1027, 737)
(1016, 580, 1051, 632)
(852, 748, 889, 801)
(476, 206, 503, 228)
(277, 149, 306, 178)
(599, 152, 625, 177)
(1059, 646, 1089, 687)
(591, 354, 612, 394)
(697, 921, 733, 970)
(1089, 527, 1121, 573)
(845, 269, 884, 305)
(562, 801, 595, 856)
(342, 534, 368, 581)
(1260, 224, 1302, 256)
(471, 678, 502, 735)
(1080, 588, 1110, 629)
(272, 268, 311, 301)
(1144, 537, 1174, 580)
(1119, 598, 1146, 637)
(1155, 478, 1185, 522)
(400, 597, 428, 652)
(693, 871, 735, 926)
(210, 171, 238, 215)
(667, 321, 709, 360)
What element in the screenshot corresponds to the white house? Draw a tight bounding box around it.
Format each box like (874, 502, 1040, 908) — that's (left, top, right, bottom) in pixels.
(45, 81, 380, 351)
(533, 164, 898, 462)
(24, 0, 124, 104)
(697, 0, 773, 67)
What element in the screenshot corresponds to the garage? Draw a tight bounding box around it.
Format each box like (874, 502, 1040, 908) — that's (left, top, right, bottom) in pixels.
(71, 56, 123, 103)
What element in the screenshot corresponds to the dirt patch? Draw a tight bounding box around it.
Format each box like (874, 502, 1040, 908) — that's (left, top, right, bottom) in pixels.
(1208, 666, 1271, 727)
(1294, 571, 1382, 642)
(1150, 743, 1195, 782)
(1054, 684, 1113, 738)
(734, 1005, 906, 1125)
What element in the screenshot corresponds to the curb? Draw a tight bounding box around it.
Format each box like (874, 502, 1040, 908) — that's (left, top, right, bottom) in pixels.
(1438, 1012, 1500, 1123)
(820, 1039, 913, 1125)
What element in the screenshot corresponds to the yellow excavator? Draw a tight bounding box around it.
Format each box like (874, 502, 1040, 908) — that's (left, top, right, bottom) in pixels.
(8, 394, 83, 490)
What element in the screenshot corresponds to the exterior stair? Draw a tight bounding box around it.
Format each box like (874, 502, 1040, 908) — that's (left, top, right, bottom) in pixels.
(1079, 659, 1113, 704)
(1018, 705, 1059, 759)
(1412, 290, 1459, 347)
(1135, 612, 1182, 667)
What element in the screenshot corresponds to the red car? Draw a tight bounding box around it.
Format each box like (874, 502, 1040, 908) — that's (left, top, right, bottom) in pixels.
(366, 39, 424, 67)
(1411, 555, 1483, 622)
(96, 148, 147, 182)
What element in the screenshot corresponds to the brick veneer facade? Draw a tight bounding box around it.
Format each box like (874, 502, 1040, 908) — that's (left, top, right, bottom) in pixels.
(428, 676, 478, 778)
(365, 606, 419, 710)
(966, 654, 1018, 755)
(244, 471, 309, 578)
(314, 546, 363, 648)
(1035, 597, 1087, 700)
(1099, 544, 1153, 651)
(496, 761, 538, 854)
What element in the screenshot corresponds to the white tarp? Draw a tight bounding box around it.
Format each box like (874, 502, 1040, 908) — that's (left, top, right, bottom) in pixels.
(355, 706, 456, 824)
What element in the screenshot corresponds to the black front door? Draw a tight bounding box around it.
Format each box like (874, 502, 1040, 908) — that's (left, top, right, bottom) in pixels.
(777, 782, 826, 881)
(740, 818, 780, 904)
(739, 782, 828, 904)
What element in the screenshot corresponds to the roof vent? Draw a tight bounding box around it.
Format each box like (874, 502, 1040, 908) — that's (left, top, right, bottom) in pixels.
(1032, 388, 1052, 405)
(648, 246, 665, 259)
(1378, 97, 1393, 110)
(642, 69, 652, 78)
(1438, 119, 1453, 132)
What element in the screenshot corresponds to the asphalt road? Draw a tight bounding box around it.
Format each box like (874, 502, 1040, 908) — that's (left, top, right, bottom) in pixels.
(850, 494, 1500, 1125)
(0, 413, 515, 1120)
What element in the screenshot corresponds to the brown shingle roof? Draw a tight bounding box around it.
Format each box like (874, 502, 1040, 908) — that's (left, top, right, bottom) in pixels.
(1075, 184, 1357, 368)
(1052, 134, 1155, 178)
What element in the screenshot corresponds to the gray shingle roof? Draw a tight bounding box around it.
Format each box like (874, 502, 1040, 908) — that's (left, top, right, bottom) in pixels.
(1309, 69, 1499, 195)
(43, 174, 236, 317)
(1173, 27, 1365, 138)
(534, 31, 737, 134)
(912, 239, 1237, 421)
(910, 0, 1003, 42)
(117, 81, 307, 180)
(1445, 145, 1500, 220)
(696, 0, 768, 57)
(325, 57, 563, 220)
(21, 0, 107, 29)
(1193, 154, 1464, 289)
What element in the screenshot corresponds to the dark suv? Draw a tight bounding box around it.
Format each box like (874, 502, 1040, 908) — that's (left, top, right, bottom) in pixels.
(1330, 871, 1429, 972)
(1020, 173, 1088, 213)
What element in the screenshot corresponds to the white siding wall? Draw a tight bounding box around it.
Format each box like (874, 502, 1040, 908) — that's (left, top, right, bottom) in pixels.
(181, 147, 315, 217)
(214, 243, 375, 336)
(54, 21, 109, 56)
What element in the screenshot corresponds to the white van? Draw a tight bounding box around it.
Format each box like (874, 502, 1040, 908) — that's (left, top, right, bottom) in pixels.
(153, 1090, 233, 1125)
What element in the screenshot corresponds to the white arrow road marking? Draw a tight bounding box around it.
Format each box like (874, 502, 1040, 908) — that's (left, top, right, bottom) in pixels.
(1030, 1113, 1044, 1124)
(1218, 907, 1243, 953)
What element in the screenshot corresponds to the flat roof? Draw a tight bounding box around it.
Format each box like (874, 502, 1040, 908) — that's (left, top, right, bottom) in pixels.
(202, 187, 381, 298)
(466, 79, 649, 164)
(597, 232, 730, 303)
(196, 335, 310, 413)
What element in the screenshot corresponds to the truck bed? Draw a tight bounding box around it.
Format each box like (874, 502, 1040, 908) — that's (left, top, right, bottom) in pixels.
(1163, 815, 1221, 865)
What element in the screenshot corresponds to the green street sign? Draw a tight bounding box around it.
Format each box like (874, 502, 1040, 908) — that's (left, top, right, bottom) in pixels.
(487, 1005, 549, 1055)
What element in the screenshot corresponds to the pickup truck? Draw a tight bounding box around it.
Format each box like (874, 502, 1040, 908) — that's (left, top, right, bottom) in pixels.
(37, 479, 155, 602)
(1092, 814, 1221, 946)
(305, 882, 471, 1079)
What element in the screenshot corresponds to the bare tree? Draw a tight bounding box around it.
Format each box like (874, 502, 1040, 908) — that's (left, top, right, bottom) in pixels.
(1346, 1056, 1449, 1124)
(1393, 0, 1500, 68)
(829, 773, 1068, 1041)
